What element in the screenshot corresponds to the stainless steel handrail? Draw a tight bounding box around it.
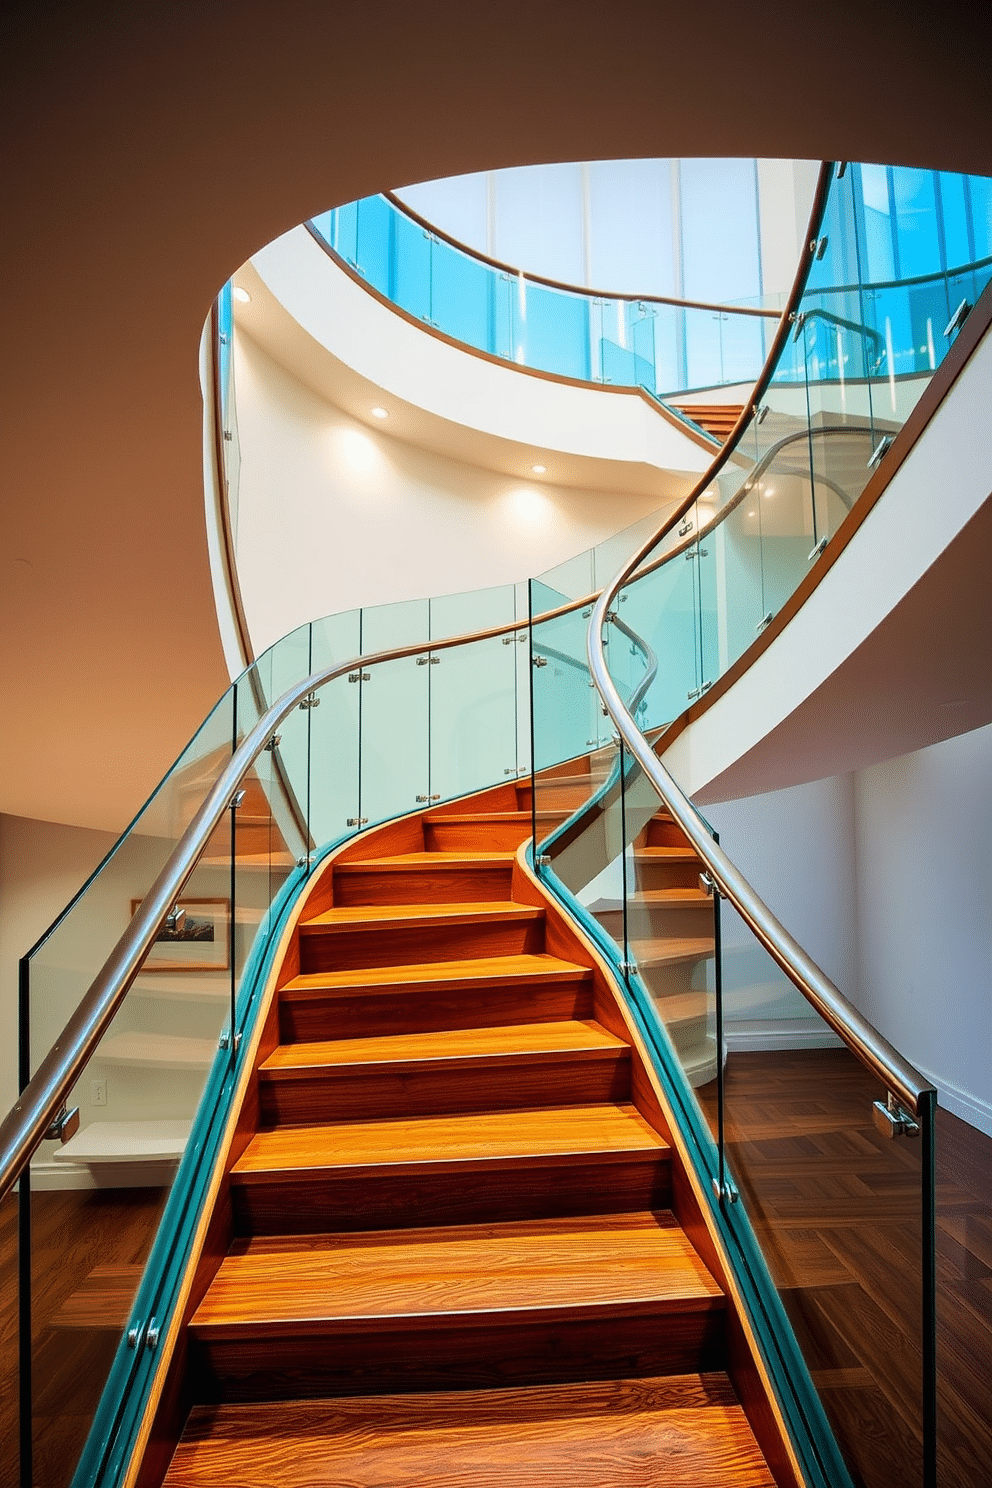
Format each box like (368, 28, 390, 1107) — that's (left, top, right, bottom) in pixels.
(586, 163, 934, 1116)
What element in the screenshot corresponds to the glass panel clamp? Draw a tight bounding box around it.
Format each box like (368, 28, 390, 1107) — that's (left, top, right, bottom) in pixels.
(535, 853, 551, 867)
(532, 655, 548, 668)
(45, 1104, 80, 1143)
(677, 517, 694, 537)
(944, 298, 971, 339)
(229, 789, 246, 810)
(416, 794, 441, 803)
(698, 872, 716, 897)
(348, 671, 371, 683)
(346, 816, 369, 827)
(867, 435, 893, 470)
(807, 535, 829, 562)
(687, 680, 713, 701)
(756, 611, 774, 635)
(712, 1175, 740, 1204)
(416, 655, 440, 666)
(298, 692, 321, 709)
(872, 1091, 920, 1139)
(264, 734, 282, 751)
(219, 1030, 242, 1052)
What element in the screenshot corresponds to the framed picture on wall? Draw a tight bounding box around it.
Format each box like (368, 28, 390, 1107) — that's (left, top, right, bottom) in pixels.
(130, 897, 231, 973)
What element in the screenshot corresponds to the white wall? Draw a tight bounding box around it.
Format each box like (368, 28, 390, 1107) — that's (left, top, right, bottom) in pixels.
(854, 724, 992, 1133)
(704, 775, 857, 1049)
(234, 330, 672, 657)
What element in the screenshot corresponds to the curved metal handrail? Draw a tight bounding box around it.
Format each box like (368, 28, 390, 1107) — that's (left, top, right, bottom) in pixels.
(585, 162, 933, 1115)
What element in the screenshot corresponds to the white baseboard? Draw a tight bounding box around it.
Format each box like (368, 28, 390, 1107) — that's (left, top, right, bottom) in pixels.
(914, 1063, 992, 1136)
(724, 1019, 844, 1052)
(28, 1160, 170, 1191)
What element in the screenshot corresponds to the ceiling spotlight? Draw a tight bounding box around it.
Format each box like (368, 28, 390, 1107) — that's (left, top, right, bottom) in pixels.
(371, 406, 389, 419)
(232, 286, 251, 304)
(531, 463, 547, 474)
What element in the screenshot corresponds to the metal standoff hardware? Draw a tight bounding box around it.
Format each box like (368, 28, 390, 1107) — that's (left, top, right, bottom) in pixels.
(298, 692, 320, 709)
(346, 816, 369, 827)
(347, 671, 371, 683)
(872, 1091, 920, 1139)
(808, 534, 829, 562)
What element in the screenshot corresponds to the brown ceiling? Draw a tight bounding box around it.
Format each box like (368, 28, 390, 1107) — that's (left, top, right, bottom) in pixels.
(3, 1, 992, 832)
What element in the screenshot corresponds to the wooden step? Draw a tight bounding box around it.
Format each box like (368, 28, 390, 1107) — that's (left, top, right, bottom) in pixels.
(230, 1104, 670, 1234)
(633, 848, 704, 891)
(279, 955, 595, 1041)
(629, 937, 715, 972)
(332, 852, 515, 906)
(189, 1212, 724, 1399)
(424, 812, 533, 852)
(258, 1020, 631, 1124)
(593, 890, 713, 943)
(645, 817, 693, 849)
(164, 1373, 775, 1487)
(298, 902, 545, 973)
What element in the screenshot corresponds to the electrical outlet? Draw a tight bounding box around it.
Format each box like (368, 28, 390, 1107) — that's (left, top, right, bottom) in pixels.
(91, 1078, 107, 1107)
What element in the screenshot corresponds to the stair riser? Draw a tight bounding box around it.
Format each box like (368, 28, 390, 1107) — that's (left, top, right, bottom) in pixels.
(646, 820, 691, 849)
(516, 785, 596, 812)
(260, 1052, 631, 1125)
(279, 980, 595, 1042)
(299, 917, 545, 974)
(189, 1305, 725, 1403)
(635, 861, 702, 892)
(332, 863, 513, 907)
(595, 907, 714, 942)
(424, 821, 531, 852)
(231, 1156, 670, 1236)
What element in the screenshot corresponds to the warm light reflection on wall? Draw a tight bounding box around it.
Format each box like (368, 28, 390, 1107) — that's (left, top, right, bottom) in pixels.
(507, 486, 552, 527)
(335, 426, 380, 475)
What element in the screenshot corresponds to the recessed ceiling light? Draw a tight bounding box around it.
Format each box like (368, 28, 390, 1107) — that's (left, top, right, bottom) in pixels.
(531, 463, 547, 474)
(232, 286, 251, 304)
(371, 406, 389, 419)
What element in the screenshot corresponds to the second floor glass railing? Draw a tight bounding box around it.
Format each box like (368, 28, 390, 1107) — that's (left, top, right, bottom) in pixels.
(307, 166, 991, 408)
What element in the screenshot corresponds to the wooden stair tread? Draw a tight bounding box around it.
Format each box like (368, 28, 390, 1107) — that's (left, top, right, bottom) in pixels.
(165, 1374, 776, 1488)
(233, 1103, 667, 1181)
(631, 888, 711, 907)
(191, 1212, 723, 1336)
(632, 937, 715, 968)
(338, 852, 516, 868)
(280, 954, 593, 999)
(261, 1020, 627, 1074)
(301, 901, 543, 931)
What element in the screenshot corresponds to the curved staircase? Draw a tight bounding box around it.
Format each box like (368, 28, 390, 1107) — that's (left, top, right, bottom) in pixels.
(139, 781, 785, 1485)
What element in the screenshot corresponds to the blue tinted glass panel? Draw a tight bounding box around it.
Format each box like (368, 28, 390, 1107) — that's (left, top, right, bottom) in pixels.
(892, 169, 940, 279)
(588, 159, 675, 296)
(494, 163, 586, 286)
(432, 243, 492, 353)
(392, 208, 432, 323)
(938, 173, 972, 268)
(355, 195, 392, 296)
(968, 174, 992, 259)
(859, 165, 896, 281)
(517, 281, 589, 380)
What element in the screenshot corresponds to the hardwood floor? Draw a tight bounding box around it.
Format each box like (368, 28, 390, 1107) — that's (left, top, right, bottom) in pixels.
(0, 1185, 166, 1488)
(699, 1048, 992, 1488)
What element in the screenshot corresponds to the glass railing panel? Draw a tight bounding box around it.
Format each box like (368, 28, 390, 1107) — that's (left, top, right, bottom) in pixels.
(712, 907, 931, 1488)
(430, 237, 493, 355)
(353, 193, 392, 299)
(514, 278, 589, 381)
(429, 630, 520, 805)
(391, 206, 432, 326)
(329, 201, 359, 272)
(301, 671, 359, 855)
(360, 596, 430, 653)
(359, 652, 430, 824)
(620, 752, 719, 1096)
(617, 525, 702, 733)
(24, 695, 236, 1091)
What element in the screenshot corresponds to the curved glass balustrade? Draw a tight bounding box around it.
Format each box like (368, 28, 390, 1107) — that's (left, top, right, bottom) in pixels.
(309, 192, 779, 405)
(5, 156, 991, 1488)
(308, 169, 991, 408)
